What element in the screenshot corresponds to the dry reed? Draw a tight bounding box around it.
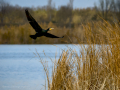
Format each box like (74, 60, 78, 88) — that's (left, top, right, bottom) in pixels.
(39, 20, 120, 90)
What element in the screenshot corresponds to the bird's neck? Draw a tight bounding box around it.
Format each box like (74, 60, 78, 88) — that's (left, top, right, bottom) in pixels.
(42, 29, 49, 33)
(46, 28, 49, 32)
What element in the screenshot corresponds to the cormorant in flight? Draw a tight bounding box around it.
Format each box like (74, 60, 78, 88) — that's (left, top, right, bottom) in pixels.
(25, 9, 64, 39)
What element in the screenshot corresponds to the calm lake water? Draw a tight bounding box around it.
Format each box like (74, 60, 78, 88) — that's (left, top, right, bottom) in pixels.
(0, 44, 78, 90)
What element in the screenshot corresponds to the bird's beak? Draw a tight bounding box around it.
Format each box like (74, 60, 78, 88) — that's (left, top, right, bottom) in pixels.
(50, 28, 54, 30)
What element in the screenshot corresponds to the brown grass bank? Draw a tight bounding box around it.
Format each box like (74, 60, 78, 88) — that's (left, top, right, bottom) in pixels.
(0, 21, 120, 44)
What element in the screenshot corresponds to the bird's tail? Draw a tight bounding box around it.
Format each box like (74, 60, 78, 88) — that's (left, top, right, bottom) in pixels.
(30, 35, 37, 39)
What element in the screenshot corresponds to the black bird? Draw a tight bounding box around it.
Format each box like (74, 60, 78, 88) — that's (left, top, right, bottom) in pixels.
(25, 9, 64, 39)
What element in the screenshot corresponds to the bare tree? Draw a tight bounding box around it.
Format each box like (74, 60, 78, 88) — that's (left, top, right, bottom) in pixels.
(48, 0, 52, 7)
(99, 0, 104, 17)
(67, 0, 74, 29)
(47, 0, 52, 21)
(68, 0, 74, 9)
(95, 0, 116, 21)
(116, 0, 120, 12)
(105, 0, 109, 19)
(0, 0, 8, 25)
(116, 0, 120, 21)
(99, 0, 110, 20)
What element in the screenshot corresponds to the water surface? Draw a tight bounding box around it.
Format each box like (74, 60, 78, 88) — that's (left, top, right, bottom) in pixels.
(0, 44, 76, 90)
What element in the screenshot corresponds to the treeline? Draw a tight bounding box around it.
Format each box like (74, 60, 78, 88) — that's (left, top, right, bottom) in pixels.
(0, 0, 120, 44)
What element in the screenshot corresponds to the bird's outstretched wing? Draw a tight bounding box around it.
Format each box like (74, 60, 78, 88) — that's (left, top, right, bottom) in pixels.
(44, 33, 64, 38)
(25, 9, 42, 32)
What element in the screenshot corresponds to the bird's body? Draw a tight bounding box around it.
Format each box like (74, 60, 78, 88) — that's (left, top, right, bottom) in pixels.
(25, 9, 64, 39)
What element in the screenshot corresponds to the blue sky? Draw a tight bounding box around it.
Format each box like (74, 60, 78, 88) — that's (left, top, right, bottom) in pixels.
(7, 0, 98, 9)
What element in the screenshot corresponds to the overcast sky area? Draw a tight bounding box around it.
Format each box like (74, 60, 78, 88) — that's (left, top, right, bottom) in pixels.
(6, 0, 99, 9)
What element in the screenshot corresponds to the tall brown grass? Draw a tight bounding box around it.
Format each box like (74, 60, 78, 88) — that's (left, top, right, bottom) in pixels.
(39, 20, 120, 90)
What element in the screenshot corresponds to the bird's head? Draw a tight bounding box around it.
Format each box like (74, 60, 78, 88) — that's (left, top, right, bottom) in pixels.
(48, 28, 54, 31)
